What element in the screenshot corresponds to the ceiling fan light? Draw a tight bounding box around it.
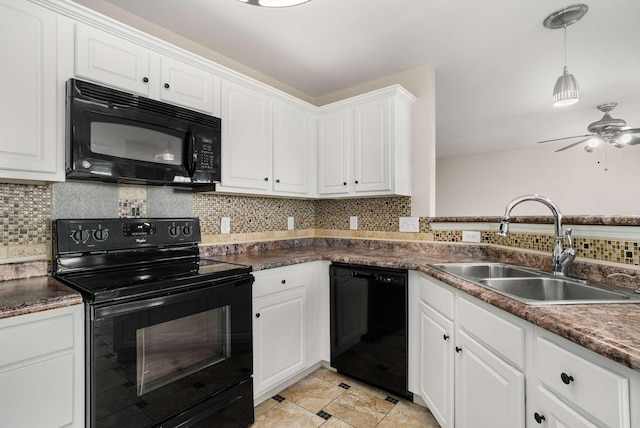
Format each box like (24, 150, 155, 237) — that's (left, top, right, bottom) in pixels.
(553, 67, 580, 107)
(617, 133, 633, 145)
(587, 137, 601, 148)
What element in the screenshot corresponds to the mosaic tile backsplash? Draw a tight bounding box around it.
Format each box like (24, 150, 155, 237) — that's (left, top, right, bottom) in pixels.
(1, 182, 639, 267)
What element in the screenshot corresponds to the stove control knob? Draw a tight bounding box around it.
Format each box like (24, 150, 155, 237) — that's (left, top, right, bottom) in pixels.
(182, 225, 193, 236)
(93, 228, 109, 242)
(168, 226, 180, 237)
(71, 229, 90, 243)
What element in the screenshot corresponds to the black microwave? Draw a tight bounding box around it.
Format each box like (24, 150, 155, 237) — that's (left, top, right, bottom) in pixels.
(66, 78, 220, 189)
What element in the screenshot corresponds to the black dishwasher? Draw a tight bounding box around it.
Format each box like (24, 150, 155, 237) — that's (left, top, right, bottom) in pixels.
(330, 263, 410, 399)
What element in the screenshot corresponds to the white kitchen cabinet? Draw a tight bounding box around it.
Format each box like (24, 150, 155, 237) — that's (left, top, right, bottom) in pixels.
(217, 79, 272, 192)
(75, 23, 215, 113)
(0, 0, 62, 182)
(252, 262, 329, 400)
(317, 86, 415, 197)
(531, 385, 599, 428)
(0, 304, 84, 428)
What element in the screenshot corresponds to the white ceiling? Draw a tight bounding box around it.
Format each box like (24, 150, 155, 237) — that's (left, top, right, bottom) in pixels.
(94, 0, 640, 158)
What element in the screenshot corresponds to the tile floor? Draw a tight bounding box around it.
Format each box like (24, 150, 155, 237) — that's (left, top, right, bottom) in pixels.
(252, 367, 441, 428)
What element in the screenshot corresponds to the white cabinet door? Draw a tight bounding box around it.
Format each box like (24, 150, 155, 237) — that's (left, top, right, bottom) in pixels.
(419, 301, 454, 428)
(353, 97, 391, 193)
(159, 56, 215, 114)
(455, 330, 525, 428)
(0, 0, 61, 181)
(75, 23, 151, 96)
(219, 80, 272, 191)
(253, 286, 307, 396)
(272, 101, 309, 195)
(318, 109, 351, 195)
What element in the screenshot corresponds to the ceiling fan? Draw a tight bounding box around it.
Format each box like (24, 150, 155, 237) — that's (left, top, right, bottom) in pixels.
(538, 103, 640, 152)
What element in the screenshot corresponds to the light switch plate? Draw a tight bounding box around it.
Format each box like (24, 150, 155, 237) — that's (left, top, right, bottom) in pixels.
(399, 217, 420, 232)
(221, 217, 231, 234)
(462, 230, 481, 243)
(349, 216, 358, 230)
(287, 216, 294, 230)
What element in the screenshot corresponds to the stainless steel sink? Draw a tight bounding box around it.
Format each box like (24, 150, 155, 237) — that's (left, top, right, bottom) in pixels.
(430, 263, 640, 305)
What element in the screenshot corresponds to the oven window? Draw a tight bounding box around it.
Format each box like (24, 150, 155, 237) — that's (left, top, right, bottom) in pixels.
(91, 122, 183, 166)
(135, 306, 231, 396)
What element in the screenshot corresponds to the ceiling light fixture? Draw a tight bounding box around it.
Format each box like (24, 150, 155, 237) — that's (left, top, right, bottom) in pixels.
(237, 0, 311, 7)
(543, 4, 588, 107)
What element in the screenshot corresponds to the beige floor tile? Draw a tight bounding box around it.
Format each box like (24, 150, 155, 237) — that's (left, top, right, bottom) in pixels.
(311, 367, 351, 386)
(252, 400, 325, 428)
(323, 387, 395, 428)
(346, 377, 395, 400)
(280, 375, 345, 413)
(377, 401, 441, 428)
(254, 398, 279, 419)
(320, 417, 354, 427)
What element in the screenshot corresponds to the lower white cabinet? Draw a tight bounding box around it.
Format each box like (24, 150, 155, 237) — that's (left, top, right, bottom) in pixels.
(252, 262, 329, 400)
(409, 271, 640, 428)
(0, 304, 84, 428)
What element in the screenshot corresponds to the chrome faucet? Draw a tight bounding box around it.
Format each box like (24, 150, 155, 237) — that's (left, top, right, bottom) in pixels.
(497, 194, 575, 276)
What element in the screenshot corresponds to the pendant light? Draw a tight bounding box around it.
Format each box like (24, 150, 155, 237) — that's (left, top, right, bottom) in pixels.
(237, 0, 311, 7)
(543, 4, 588, 107)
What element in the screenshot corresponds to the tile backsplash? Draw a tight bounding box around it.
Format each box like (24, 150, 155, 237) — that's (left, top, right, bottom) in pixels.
(1, 182, 638, 267)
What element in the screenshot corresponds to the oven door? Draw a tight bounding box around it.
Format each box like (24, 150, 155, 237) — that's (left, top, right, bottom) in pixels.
(88, 276, 253, 428)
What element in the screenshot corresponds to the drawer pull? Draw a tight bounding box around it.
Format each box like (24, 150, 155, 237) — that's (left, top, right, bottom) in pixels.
(443, 334, 449, 341)
(534, 412, 546, 424)
(281, 279, 286, 284)
(455, 346, 462, 353)
(560, 372, 574, 385)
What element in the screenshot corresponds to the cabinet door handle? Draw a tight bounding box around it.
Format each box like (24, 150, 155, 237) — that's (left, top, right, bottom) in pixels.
(343, 182, 347, 186)
(534, 412, 546, 424)
(455, 346, 462, 353)
(560, 372, 574, 384)
(142, 77, 149, 83)
(255, 313, 260, 318)
(264, 177, 269, 181)
(443, 334, 449, 341)
(281, 279, 286, 284)
(276, 179, 280, 183)
(355, 180, 359, 184)
(164, 83, 170, 89)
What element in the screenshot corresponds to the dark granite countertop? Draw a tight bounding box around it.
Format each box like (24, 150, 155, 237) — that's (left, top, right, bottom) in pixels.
(0, 276, 83, 320)
(206, 244, 640, 372)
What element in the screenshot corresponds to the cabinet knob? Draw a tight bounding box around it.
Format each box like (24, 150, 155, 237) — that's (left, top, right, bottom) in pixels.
(164, 83, 170, 89)
(281, 279, 286, 284)
(255, 313, 260, 318)
(142, 77, 149, 83)
(264, 177, 269, 181)
(443, 334, 449, 341)
(455, 346, 462, 353)
(560, 372, 574, 385)
(276, 179, 280, 183)
(534, 412, 546, 424)
(343, 182, 347, 186)
(355, 180, 359, 184)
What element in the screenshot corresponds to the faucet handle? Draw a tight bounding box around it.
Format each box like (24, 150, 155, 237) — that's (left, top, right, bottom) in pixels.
(564, 228, 573, 249)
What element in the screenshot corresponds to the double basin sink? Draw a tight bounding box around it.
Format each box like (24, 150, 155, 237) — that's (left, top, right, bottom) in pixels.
(430, 263, 640, 305)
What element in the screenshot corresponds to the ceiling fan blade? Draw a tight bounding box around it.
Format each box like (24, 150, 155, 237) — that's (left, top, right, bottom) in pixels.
(554, 138, 591, 152)
(625, 136, 640, 146)
(537, 134, 593, 144)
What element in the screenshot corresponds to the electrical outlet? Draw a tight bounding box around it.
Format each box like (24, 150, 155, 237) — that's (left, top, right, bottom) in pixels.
(287, 216, 294, 230)
(349, 216, 358, 230)
(221, 217, 231, 234)
(399, 217, 420, 232)
(462, 230, 481, 243)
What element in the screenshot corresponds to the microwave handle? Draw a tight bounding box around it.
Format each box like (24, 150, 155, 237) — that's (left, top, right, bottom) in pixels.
(185, 128, 197, 176)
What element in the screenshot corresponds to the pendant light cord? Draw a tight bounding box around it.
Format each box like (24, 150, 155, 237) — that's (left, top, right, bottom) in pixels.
(563, 24, 568, 70)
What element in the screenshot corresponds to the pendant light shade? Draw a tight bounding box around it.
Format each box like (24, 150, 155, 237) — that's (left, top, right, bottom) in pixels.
(543, 4, 588, 107)
(553, 66, 580, 106)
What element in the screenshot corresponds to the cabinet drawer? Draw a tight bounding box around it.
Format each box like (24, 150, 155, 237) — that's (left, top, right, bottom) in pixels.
(0, 312, 75, 367)
(419, 275, 454, 320)
(535, 335, 630, 427)
(457, 296, 526, 369)
(253, 264, 311, 298)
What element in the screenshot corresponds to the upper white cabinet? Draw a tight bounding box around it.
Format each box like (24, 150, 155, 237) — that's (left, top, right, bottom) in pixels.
(0, 304, 84, 428)
(318, 86, 415, 197)
(0, 0, 62, 182)
(75, 23, 215, 114)
(217, 79, 272, 192)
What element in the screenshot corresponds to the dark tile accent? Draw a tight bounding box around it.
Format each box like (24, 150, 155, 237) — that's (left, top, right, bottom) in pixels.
(385, 396, 399, 404)
(272, 394, 286, 403)
(338, 382, 351, 390)
(316, 410, 332, 420)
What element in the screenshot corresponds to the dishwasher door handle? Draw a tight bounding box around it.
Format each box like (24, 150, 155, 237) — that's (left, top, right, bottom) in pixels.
(350, 271, 377, 280)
